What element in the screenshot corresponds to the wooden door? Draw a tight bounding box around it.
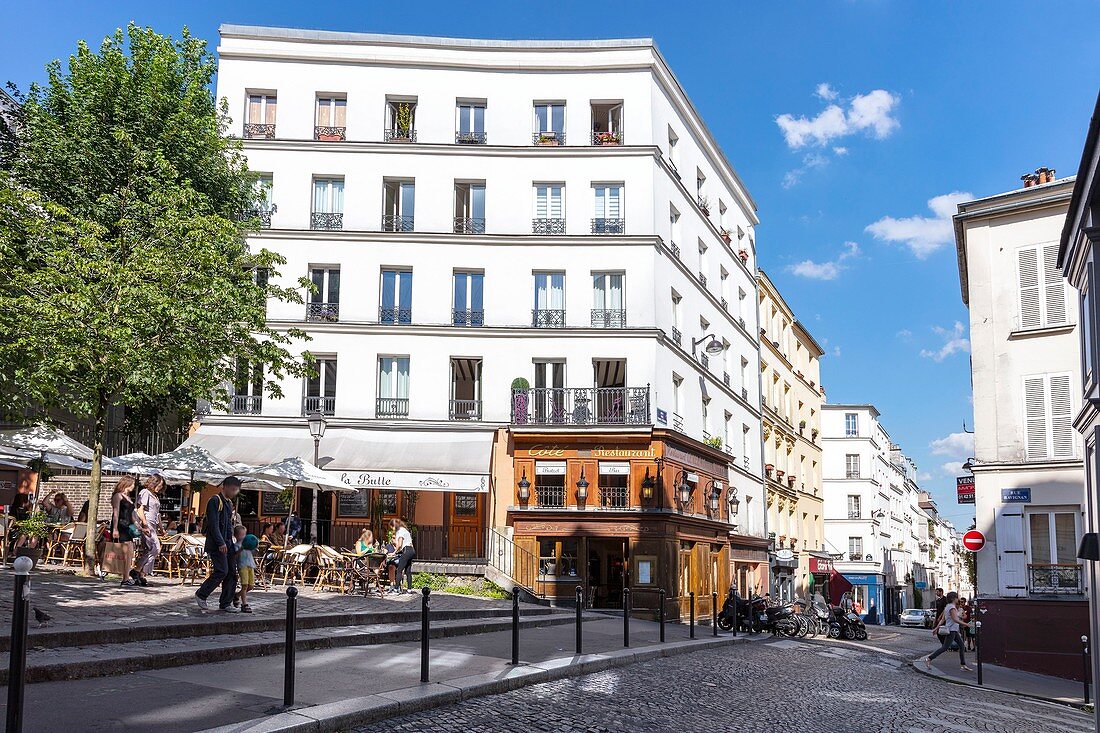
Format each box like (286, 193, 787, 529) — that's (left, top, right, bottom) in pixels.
(448, 492, 483, 557)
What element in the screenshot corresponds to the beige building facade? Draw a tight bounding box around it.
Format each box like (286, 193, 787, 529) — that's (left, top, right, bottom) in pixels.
(758, 270, 827, 601)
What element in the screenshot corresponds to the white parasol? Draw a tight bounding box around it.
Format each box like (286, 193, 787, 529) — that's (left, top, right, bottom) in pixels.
(242, 457, 355, 493)
(0, 424, 95, 462)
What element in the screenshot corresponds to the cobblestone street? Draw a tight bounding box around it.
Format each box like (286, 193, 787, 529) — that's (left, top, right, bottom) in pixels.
(364, 627, 1093, 733)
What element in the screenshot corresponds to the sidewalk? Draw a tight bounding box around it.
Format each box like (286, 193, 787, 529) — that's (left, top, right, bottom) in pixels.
(0, 615, 756, 733)
(913, 651, 1090, 708)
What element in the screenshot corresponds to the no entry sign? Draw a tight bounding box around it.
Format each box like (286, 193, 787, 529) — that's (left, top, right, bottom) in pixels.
(962, 530, 986, 552)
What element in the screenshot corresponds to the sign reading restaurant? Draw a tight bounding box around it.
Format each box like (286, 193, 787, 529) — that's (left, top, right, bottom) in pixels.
(518, 444, 658, 459)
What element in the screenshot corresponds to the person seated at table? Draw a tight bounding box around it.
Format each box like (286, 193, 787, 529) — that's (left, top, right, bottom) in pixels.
(188, 515, 201, 535)
(43, 492, 76, 524)
(259, 523, 275, 544)
(269, 523, 286, 546)
(354, 528, 375, 555)
(165, 520, 179, 536)
(10, 494, 36, 548)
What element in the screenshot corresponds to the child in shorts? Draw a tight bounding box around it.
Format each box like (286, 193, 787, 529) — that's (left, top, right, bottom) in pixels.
(237, 528, 258, 613)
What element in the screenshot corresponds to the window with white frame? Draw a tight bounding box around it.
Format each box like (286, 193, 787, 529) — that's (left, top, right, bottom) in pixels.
(845, 412, 858, 437)
(533, 102, 565, 142)
(246, 93, 276, 125)
(1017, 243, 1068, 329)
(1027, 509, 1078, 565)
(1083, 264, 1095, 385)
(380, 269, 413, 324)
(534, 184, 564, 227)
(377, 357, 410, 416)
(592, 272, 624, 321)
(593, 185, 623, 233)
(847, 495, 861, 519)
(845, 454, 860, 479)
(1023, 372, 1075, 460)
(848, 536, 863, 559)
(312, 178, 344, 214)
(456, 100, 486, 143)
(315, 96, 346, 130)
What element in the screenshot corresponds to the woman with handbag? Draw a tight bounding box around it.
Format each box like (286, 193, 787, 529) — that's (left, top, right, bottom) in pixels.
(106, 477, 140, 587)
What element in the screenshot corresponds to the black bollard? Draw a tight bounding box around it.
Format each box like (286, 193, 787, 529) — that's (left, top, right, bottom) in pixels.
(659, 588, 666, 643)
(623, 587, 631, 648)
(975, 615, 983, 686)
(510, 587, 520, 665)
(283, 585, 298, 708)
(575, 585, 583, 654)
(421, 587, 431, 683)
(1083, 635, 1091, 705)
(6, 556, 32, 733)
(689, 591, 696, 639)
(712, 592, 718, 637)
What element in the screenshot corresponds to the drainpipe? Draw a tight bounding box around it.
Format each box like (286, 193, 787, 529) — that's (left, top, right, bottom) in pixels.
(754, 280, 771, 596)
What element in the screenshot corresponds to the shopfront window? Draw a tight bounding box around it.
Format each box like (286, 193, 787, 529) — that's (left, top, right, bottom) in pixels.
(851, 584, 869, 610)
(534, 462, 566, 507)
(378, 490, 398, 515)
(538, 538, 578, 577)
(454, 493, 478, 516)
(598, 462, 630, 507)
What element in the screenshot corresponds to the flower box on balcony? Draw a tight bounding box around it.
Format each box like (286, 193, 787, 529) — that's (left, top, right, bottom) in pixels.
(776, 470, 785, 478)
(738, 249, 749, 263)
(787, 476, 796, 486)
(593, 131, 621, 145)
(720, 228, 732, 244)
(536, 134, 561, 146)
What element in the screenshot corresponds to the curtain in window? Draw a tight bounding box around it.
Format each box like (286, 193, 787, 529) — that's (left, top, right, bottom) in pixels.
(535, 273, 564, 310)
(1055, 512, 1076, 563)
(396, 358, 410, 399)
(322, 360, 337, 398)
(471, 185, 485, 220)
(595, 186, 621, 219)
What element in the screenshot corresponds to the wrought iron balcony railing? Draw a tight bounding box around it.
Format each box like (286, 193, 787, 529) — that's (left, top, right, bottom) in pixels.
(310, 212, 343, 230)
(670, 241, 681, 259)
(379, 307, 412, 325)
(376, 397, 410, 418)
(591, 309, 627, 328)
(314, 126, 346, 141)
(1027, 563, 1084, 594)
(243, 123, 276, 139)
(592, 130, 623, 146)
(306, 302, 340, 322)
(721, 298, 728, 311)
(532, 218, 566, 235)
(449, 399, 482, 421)
(382, 214, 414, 232)
(698, 272, 708, 287)
(452, 309, 485, 327)
(511, 386, 651, 426)
(533, 131, 565, 146)
(672, 327, 682, 346)
(672, 412, 684, 431)
(235, 208, 274, 228)
(723, 371, 731, 386)
(230, 395, 263, 415)
(848, 510, 861, 519)
(456, 131, 487, 145)
(302, 395, 335, 416)
(591, 218, 626, 235)
(535, 484, 566, 508)
(532, 309, 566, 328)
(741, 387, 748, 401)
(700, 353, 710, 369)
(453, 217, 485, 234)
(599, 485, 630, 508)
(384, 127, 416, 142)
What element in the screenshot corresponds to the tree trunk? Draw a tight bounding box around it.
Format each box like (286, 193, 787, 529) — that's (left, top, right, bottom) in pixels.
(82, 400, 108, 577)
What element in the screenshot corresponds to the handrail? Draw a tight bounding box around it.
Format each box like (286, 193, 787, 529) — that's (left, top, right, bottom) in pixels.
(487, 527, 544, 599)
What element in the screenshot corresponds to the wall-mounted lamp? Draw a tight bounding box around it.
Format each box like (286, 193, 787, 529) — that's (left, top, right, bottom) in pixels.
(576, 467, 589, 501)
(677, 471, 694, 506)
(727, 487, 740, 516)
(641, 467, 655, 500)
(708, 481, 722, 513)
(517, 469, 531, 501)
(691, 333, 725, 356)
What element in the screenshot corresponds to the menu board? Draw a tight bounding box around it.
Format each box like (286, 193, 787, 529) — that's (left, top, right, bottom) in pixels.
(337, 487, 372, 517)
(262, 491, 292, 515)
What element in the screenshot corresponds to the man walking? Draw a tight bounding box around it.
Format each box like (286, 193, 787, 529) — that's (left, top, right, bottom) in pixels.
(195, 477, 242, 612)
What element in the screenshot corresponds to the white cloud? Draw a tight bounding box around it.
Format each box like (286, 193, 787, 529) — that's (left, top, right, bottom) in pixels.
(815, 82, 839, 101)
(865, 191, 972, 258)
(787, 241, 860, 281)
(940, 461, 964, 476)
(832, 346, 841, 357)
(832, 146, 848, 156)
(896, 329, 913, 341)
(929, 431, 974, 458)
(776, 88, 900, 149)
(917, 471, 933, 482)
(920, 322, 970, 362)
(781, 152, 830, 189)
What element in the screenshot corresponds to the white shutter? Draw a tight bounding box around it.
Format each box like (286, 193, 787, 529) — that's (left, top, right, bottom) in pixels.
(1042, 243, 1068, 325)
(1018, 247, 1041, 329)
(994, 506, 1028, 597)
(1023, 375, 1049, 460)
(1048, 373, 1075, 458)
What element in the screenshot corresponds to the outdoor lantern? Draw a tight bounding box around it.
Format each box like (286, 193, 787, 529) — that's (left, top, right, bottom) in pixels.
(307, 411, 327, 441)
(576, 468, 589, 500)
(727, 488, 740, 516)
(1079, 532, 1100, 561)
(709, 484, 721, 512)
(641, 467, 655, 500)
(517, 469, 531, 501)
(703, 337, 724, 355)
(678, 474, 693, 506)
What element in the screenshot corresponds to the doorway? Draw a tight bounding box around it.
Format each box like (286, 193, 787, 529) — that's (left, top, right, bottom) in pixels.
(296, 487, 334, 545)
(447, 492, 483, 557)
(586, 537, 629, 608)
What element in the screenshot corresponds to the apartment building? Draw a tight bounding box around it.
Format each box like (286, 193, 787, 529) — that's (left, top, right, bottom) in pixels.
(955, 169, 1088, 679)
(757, 270, 827, 602)
(188, 26, 766, 616)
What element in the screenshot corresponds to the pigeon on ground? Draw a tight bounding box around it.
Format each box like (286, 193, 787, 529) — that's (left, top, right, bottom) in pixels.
(33, 608, 52, 627)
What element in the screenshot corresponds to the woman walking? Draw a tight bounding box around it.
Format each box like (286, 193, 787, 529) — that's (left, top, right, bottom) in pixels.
(107, 477, 139, 587)
(387, 518, 415, 594)
(925, 591, 972, 672)
(133, 475, 164, 586)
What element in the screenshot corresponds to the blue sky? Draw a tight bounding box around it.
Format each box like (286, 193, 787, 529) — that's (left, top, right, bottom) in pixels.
(4, 1, 1099, 523)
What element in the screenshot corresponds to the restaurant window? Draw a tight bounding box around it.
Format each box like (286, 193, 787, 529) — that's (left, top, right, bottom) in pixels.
(454, 493, 478, 516)
(598, 462, 630, 508)
(534, 461, 566, 507)
(378, 490, 398, 515)
(538, 537, 578, 577)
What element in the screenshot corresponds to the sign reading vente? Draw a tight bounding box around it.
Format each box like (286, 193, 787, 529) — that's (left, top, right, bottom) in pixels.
(956, 476, 975, 505)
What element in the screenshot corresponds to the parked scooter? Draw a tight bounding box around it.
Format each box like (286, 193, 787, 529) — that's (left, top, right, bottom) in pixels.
(829, 605, 867, 640)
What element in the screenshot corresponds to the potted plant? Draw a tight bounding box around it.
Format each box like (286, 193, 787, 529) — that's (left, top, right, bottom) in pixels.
(787, 475, 796, 487)
(764, 463, 774, 477)
(536, 132, 560, 146)
(511, 377, 530, 424)
(705, 435, 723, 449)
(391, 102, 414, 141)
(719, 227, 732, 244)
(13, 511, 49, 567)
(737, 249, 749, 264)
(594, 130, 620, 146)
(697, 195, 710, 217)
(811, 428, 819, 441)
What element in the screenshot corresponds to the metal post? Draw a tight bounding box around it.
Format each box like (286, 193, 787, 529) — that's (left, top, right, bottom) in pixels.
(310, 438, 320, 544)
(421, 587, 431, 683)
(659, 588, 666, 643)
(689, 591, 696, 639)
(575, 585, 583, 654)
(510, 587, 520, 665)
(975, 615, 983, 686)
(730, 590, 737, 637)
(1083, 635, 1091, 705)
(623, 588, 631, 648)
(712, 591, 718, 637)
(6, 557, 32, 733)
(283, 585, 298, 708)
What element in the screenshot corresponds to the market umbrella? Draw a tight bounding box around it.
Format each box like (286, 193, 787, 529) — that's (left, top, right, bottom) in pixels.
(242, 457, 356, 544)
(108, 446, 240, 528)
(0, 424, 94, 462)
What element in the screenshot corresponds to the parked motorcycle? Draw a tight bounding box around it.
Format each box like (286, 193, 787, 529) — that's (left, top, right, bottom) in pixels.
(829, 606, 867, 640)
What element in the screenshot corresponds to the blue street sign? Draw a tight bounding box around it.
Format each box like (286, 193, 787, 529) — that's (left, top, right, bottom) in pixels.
(1001, 488, 1031, 503)
(656, 408, 667, 425)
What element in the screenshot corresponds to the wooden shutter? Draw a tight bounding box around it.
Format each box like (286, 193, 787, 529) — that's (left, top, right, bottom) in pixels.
(1018, 246, 1042, 329)
(1049, 373, 1075, 458)
(1042, 243, 1067, 325)
(995, 506, 1027, 597)
(1023, 375, 1049, 460)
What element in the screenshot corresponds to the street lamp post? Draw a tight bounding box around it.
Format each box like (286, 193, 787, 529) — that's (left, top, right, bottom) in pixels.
(306, 411, 327, 543)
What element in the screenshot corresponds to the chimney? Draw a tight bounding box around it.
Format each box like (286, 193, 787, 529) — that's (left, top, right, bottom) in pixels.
(1035, 166, 1056, 184)
(1022, 172, 1040, 188)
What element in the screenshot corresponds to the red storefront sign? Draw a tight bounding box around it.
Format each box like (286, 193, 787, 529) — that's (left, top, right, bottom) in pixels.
(956, 475, 975, 504)
(809, 557, 833, 574)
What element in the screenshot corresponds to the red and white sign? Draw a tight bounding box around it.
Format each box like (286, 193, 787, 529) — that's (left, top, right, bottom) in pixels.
(956, 476, 975, 505)
(962, 530, 986, 552)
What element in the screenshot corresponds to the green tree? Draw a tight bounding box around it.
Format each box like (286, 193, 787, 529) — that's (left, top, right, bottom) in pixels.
(0, 24, 310, 575)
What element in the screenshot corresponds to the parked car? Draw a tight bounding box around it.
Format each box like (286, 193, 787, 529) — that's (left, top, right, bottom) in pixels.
(900, 608, 932, 628)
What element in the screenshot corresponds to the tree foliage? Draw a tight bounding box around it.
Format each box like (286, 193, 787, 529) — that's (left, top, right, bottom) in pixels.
(0, 24, 310, 574)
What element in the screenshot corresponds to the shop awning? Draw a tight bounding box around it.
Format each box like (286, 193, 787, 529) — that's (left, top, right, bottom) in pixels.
(183, 424, 493, 493)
